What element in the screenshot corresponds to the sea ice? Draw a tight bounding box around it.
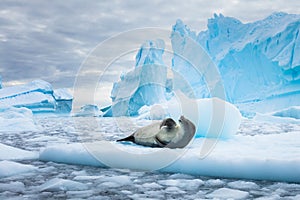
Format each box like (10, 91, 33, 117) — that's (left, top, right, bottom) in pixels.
(0, 143, 38, 160)
(206, 188, 249, 199)
(39, 178, 89, 192)
(1, 114, 299, 199)
(0, 181, 25, 193)
(73, 175, 103, 181)
(0, 160, 37, 178)
(158, 179, 204, 190)
(205, 179, 226, 187)
(66, 190, 94, 199)
(228, 180, 260, 190)
(100, 175, 132, 186)
(0, 107, 39, 132)
(165, 186, 186, 194)
(142, 182, 163, 189)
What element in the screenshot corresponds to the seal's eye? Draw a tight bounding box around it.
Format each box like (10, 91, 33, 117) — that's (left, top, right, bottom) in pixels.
(179, 119, 182, 123)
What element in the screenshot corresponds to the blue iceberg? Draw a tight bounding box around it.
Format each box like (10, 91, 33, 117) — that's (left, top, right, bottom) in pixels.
(195, 12, 300, 114)
(104, 39, 170, 117)
(53, 88, 73, 113)
(0, 79, 73, 113)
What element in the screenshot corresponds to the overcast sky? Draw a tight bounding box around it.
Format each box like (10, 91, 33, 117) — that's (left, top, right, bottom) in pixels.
(0, 0, 300, 106)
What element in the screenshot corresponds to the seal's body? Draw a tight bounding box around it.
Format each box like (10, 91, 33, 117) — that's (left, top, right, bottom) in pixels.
(117, 116, 195, 148)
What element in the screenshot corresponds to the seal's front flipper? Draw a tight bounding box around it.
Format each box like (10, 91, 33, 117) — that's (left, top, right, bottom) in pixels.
(116, 135, 135, 143)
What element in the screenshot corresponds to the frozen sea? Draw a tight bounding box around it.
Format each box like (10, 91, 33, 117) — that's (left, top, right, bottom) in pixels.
(1, 116, 300, 199)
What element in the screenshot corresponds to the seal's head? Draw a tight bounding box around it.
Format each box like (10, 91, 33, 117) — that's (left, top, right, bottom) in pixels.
(160, 118, 177, 131)
(178, 115, 196, 137)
